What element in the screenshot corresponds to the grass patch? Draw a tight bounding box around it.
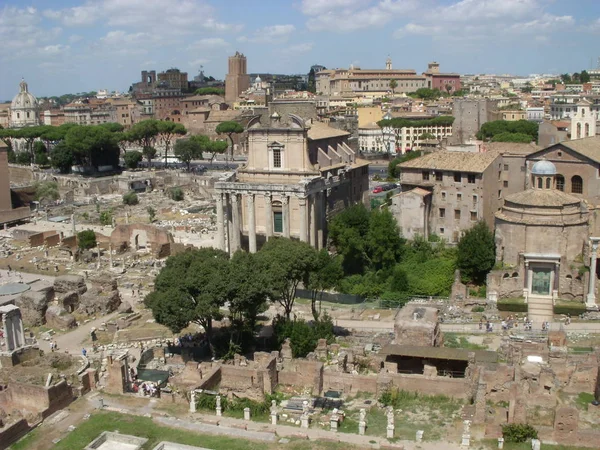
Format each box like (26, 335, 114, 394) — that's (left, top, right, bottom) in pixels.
(444, 333, 487, 350)
(379, 389, 463, 416)
(554, 302, 587, 316)
(575, 392, 595, 411)
(39, 410, 360, 450)
(480, 440, 594, 450)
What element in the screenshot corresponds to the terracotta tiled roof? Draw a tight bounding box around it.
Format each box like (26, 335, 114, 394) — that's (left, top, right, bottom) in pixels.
(504, 189, 582, 207)
(560, 136, 600, 163)
(399, 151, 500, 173)
(483, 142, 541, 156)
(308, 122, 350, 140)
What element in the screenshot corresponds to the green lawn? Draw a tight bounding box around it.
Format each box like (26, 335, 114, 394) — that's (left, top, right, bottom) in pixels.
(480, 440, 594, 450)
(10, 411, 360, 450)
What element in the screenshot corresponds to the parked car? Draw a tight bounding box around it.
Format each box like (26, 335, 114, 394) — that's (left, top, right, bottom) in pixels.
(372, 186, 383, 193)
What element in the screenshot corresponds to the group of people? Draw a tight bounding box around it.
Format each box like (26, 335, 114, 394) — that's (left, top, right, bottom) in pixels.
(132, 381, 159, 397)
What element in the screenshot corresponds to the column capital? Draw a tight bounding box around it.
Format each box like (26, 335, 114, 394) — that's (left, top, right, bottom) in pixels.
(246, 194, 255, 204)
(231, 193, 239, 203)
(282, 195, 289, 205)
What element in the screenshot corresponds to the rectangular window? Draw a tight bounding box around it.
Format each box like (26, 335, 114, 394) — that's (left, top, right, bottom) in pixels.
(422, 171, 430, 181)
(470, 211, 477, 221)
(503, 180, 508, 188)
(273, 149, 282, 168)
(454, 209, 461, 220)
(435, 172, 443, 181)
(457, 193, 462, 201)
(498, 190, 502, 199)
(441, 192, 446, 200)
(504, 164, 509, 171)
(454, 172, 461, 182)
(472, 195, 478, 207)
(273, 212, 283, 233)
(439, 227, 445, 234)
(468, 174, 476, 183)
(439, 208, 446, 218)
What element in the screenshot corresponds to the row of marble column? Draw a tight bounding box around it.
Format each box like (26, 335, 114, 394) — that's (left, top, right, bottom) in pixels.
(1, 307, 25, 352)
(215, 191, 324, 254)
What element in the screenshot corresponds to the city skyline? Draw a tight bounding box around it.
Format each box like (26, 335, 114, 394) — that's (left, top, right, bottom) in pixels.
(1, 0, 600, 100)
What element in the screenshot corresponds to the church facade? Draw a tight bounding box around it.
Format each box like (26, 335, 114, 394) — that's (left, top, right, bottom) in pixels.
(214, 103, 369, 254)
(10, 79, 40, 128)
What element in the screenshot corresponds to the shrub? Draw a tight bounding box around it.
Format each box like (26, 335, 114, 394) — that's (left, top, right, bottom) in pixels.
(471, 306, 485, 313)
(554, 302, 586, 316)
(16, 151, 32, 165)
(497, 298, 527, 312)
(77, 230, 97, 250)
(501, 423, 538, 443)
(168, 187, 184, 201)
(99, 210, 113, 226)
(123, 150, 143, 169)
(147, 206, 156, 222)
(123, 191, 139, 205)
(272, 313, 334, 358)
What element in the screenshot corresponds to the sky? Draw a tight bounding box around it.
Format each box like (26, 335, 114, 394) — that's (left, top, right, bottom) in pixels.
(1, 0, 600, 101)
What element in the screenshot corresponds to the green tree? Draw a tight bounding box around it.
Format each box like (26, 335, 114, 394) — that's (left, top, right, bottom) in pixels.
(388, 151, 422, 178)
(409, 88, 443, 100)
(15, 151, 32, 165)
(366, 209, 405, 271)
(98, 122, 124, 133)
(34, 181, 60, 205)
(194, 87, 225, 96)
(328, 203, 371, 275)
(145, 248, 231, 355)
(389, 79, 398, 93)
(13, 126, 46, 161)
(128, 119, 159, 150)
(64, 125, 120, 169)
(99, 210, 113, 226)
(50, 142, 74, 173)
(157, 121, 187, 167)
(206, 139, 229, 163)
(122, 191, 139, 205)
(147, 206, 156, 222)
(580, 70, 591, 83)
(258, 238, 318, 320)
(457, 221, 496, 284)
(560, 73, 572, 84)
(123, 150, 143, 169)
(142, 146, 157, 165)
(307, 68, 316, 93)
(173, 138, 202, 171)
(307, 250, 343, 320)
(226, 251, 270, 338)
(491, 132, 533, 143)
(476, 120, 538, 142)
(168, 187, 184, 201)
(77, 230, 97, 250)
(215, 121, 244, 165)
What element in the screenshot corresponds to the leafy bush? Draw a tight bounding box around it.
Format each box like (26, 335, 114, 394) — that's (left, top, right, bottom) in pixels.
(554, 302, 586, 316)
(123, 150, 143, 169)
(77, 229, 97, 250)
(123, 191, 139, 205)
(99, 210, 113, 226)
(497, 298, 527, 312)
(272, 313, 334, 358)
(147, 206, 156, 222)
(16, 151, 32, 165)
(379, 388, 461, 415)
(501, 423, 538, 443)
(168, 187, 184, 201)
(194, 393, 270, 418)
(471, 306, 485, 313)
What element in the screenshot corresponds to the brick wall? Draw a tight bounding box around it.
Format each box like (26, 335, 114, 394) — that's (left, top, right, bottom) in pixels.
(323, 372, 378, 395)
(0, 418, 30, 450)
(389, 373, 470, 399)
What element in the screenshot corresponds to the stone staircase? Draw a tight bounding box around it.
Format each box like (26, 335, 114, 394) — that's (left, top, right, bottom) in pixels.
(527, 295, 554, 323)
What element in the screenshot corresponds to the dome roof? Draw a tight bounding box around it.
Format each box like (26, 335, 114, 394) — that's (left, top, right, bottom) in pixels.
(255, 75, 262, 83)
(11, 79, 38, 110)
(531, 159, 556, 175)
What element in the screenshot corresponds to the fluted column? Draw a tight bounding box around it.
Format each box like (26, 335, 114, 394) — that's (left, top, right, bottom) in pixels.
(247, 194, 257, 253)
(317, 192, 324, 250)
(299, 197, 308, 242)
(283, 195, 290, 238)
(264, 193, 273, 241)
(216, 193, 225, 251)
(231, 193, 241, 253)
(587, 239, 600, 307)
(309, 195, 317, 248)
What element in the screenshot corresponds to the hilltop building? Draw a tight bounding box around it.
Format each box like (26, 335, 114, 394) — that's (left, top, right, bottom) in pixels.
(225, 52, 251, 104)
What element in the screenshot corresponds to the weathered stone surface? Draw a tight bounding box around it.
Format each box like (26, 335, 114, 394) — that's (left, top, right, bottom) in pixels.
(45, 305, 77, 329)
(57, 291, 80, 312)
(79, 288, 121, 315)
(90, 273, 118, 292)
(117, 302, 133, 314)
(54, 275, 87, 295)
(16, 288, 54, 326)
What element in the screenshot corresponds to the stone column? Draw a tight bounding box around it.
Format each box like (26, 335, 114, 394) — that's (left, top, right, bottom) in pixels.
(317, 192, 324, 250)
(225, 194, 232, 254)
(587, 241, 599, 307)
(243, 407, 251, 421)
(216, 193, 225, 251)
(71, 214, 76, 235)
(309, 195, 317, 248)
(216, 395, 222, 416)
(231, 194, 241, 253)
(299, 197, 308, 242)
(189, 391, 197, 413)
(2, 314, 15, 351)
(264, 193, 273, 240)
(109, 243, 113, 268)
(282, 196, 290, 238)
(247, 194, 257, 253)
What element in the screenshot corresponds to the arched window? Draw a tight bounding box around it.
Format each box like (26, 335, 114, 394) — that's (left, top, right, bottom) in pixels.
(537, 177, 542, 188)
(576, 123, 581, 139)
(571, 175, 583, 194)
(556, 175, 565, 191)
(546, 178, 551, 189)
(585, 123, 590, 137)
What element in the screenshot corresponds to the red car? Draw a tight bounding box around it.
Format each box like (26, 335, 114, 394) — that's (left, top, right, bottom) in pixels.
(372, 186, 383, 193)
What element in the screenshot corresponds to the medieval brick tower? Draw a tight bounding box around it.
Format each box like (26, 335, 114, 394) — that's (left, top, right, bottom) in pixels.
(225, 52, 250, 104)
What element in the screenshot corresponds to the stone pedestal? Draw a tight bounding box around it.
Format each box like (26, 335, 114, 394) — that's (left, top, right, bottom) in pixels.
(330, 415, 339, 432)
(243, 407, 250, 421)
(270, 413, 277, 425)
(461, 434, 470, 447)
(189, 391, 196, 413)
(359, 421, 366, 435)
(300, 414, 309, 428)
(531, 439, 541, 450)
(216, 407, 222, 417)
(497, 437, 504, 449)
(416, 430, 424, 442)
(387, 425, 395, 439)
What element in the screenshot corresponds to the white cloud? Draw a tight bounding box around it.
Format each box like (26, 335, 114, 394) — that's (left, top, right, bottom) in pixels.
(238, 24, 296, 43)
(188, 38, 230, 51)
(68, 34, 84, 43)
(393, 0, 574, 42)
(44, 0, 240, 32)
(302, 0, 421, 32)
(41, 44, 70, 56)
(283, 43, 314, 54)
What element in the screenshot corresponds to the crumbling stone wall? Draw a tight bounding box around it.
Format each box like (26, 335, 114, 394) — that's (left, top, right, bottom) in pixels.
(278, 360, 324, 395)
(0, 380, 72, 420)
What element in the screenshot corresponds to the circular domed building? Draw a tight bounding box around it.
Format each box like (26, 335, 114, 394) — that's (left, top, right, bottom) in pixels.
(10, 79, 40, 128)
(492, 159, 589, 301)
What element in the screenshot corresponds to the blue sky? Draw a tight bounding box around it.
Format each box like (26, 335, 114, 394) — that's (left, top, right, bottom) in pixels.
(1, 0, 600, 101)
